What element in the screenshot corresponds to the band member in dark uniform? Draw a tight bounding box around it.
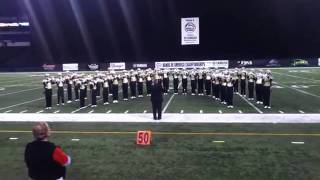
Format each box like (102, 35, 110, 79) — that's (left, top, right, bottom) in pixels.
(173, 72, 179, 94)
(112, 76, 119, 103)
(211, 74, 216, 99)
(43, 74, 53, 109)
(205, 73, 211, 96)
(122, 74, 129, 101)
(137, 74, 144, 97)
(255, 72, 263, 104)
(146, 74, 152, 96)
(197, 72, 204, 95)
(240, 69, 247, 96)
(226, 75, 234, 108)
(214, 75, 221, 101)
(90, 80, 97, 107)
(74, 78, 80, 102)
(96, 77, 102, 97)
(182, 72, 188, 95)
(247, 71, 255, 100)
(66, 76, 73, 103)
(55, 73, 65, 106)
(103, 77, 109, 105)
(220, 74, 227, 104)
(190, 72, 197, 95)
(130, 74, 137, 99)
(151, 80, 164, 120)
(233, 69, 239, 93)
(79, 79, 86, 108)
(262, 70, 272, 108)
(163, 72, 169, 94)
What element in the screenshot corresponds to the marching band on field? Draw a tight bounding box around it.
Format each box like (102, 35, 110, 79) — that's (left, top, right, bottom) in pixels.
(42, 67, 273, 110)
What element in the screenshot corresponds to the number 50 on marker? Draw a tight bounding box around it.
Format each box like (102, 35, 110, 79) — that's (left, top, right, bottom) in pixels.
(136, 130, 152, 145)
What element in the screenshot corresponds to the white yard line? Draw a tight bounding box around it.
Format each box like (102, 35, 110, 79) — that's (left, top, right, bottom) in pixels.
(19, 110, 28, 113)
(36, 110, 44, 114)
(1, 113, 320, 123)
(298, 110, 305, 114)
(237, 94, 263, 114)
(71, 106, 88, 114)
(4, 110, 12, 113)
(291, 142, 304, 144)
(213, 141, 225, 143)
(0, 87, 42, 97)
(0, 94, 57, 111)
(277, 82, 320, 98)
(9, 137, 19, 140)
(71, 139, 80, 141)
(162, 83, 181, 113)
(88, 110, 94, 114)
(106, 110, 112, 113)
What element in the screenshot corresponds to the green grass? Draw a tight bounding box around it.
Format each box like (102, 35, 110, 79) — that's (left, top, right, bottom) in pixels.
(1, 122, 320, 180)
(1, 68, 320, 114)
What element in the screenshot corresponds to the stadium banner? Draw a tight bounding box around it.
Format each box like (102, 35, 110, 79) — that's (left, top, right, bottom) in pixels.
(62, 63, 79, 71)
(109, 62, 126, 70)
(155, 60, 229, 69)
(318, 58, 320, 66)
(88, 64, 99, 71)
(133, 63, 148, 68)
(42, 64, 56, 71)
(181, 17, 199, 45)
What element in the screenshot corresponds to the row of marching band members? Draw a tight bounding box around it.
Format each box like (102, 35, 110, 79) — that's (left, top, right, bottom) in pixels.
(42, 68, 272, 110)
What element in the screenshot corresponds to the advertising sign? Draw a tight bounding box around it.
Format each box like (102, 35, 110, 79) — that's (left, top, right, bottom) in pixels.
(155, 60, 228, 69)
(62, 63, 79, 71)
(88, 64, 99, 70)
(133, 63, 148, 68)
(181, 17, 199, 45)
(42, 64, 55, 71)
(109, 62, 126, 70)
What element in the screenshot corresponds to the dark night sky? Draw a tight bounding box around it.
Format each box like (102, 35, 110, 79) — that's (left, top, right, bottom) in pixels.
(1, 0, 320, 64)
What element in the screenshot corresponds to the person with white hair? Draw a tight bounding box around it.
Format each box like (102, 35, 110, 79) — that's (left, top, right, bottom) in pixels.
(25, 122, 71, 180)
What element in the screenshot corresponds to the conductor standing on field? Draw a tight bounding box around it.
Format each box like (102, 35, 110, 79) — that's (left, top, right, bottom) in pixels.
(25, 122, 71, 180)
(151, 79, 164, 120)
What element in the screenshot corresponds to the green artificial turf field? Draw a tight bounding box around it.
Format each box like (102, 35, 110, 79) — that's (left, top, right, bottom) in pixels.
(1, 122, 320, 180)
(1, 67, 320, 179)
(0, 67, 320, 114)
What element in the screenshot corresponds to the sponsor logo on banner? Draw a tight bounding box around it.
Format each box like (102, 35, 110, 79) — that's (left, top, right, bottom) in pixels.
(237, 60, 253, 67)
(42, 64, 55, 71)
(181, 17, 199, 45)
(291, 59, 309, 67)
(88, 64, 99, 70)
(266, 59, 281, 67)
(318, 58, 320, 66)
(133, 64, 148, 68)
(63, 63, 79, 71)
(110, 62, 126, 70)
(155, 60, 228, 69)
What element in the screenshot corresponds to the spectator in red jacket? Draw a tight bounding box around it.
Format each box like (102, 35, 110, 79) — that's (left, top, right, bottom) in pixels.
(25, 122, 71, 180)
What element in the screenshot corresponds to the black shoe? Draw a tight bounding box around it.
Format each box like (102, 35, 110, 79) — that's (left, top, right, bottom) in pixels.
(153, 117, 158, 120)
(158, 117, 161, 120)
